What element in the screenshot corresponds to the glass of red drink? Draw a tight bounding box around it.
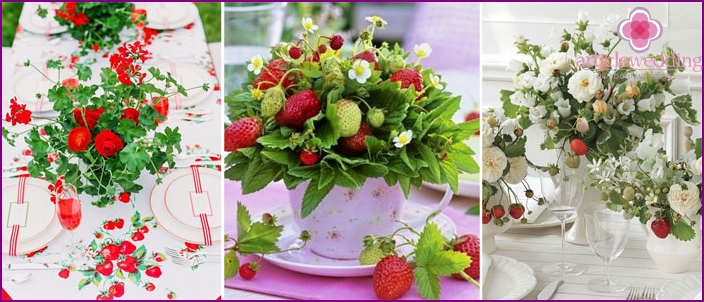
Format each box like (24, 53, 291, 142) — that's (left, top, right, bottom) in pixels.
(56, 183, 82, 233)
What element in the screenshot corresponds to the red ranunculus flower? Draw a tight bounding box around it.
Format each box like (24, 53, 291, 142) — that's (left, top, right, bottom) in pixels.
(67, 127, 91, 152)
(94, 130, 124, 157)
(120, 108, 140, 126)
(73, 108, 105, 129)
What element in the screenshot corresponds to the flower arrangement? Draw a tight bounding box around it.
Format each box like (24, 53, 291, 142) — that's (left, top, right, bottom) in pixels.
(481, 108, 534, 226)
(224, 16, 478, 217)
(37, 2, 148, 55)
(500, 14, 699, 165)
(3, 41, 207, 207)
(587, 133, 702, 241)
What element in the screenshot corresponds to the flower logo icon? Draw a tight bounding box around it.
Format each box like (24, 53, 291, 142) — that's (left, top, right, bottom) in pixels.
(618, 7, 662, 53)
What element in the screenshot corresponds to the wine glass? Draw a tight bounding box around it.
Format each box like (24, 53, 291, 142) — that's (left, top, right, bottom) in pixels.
(56, 183, 82, 240)
(585, 209, 630, 293)
(538, 166, 587, 276)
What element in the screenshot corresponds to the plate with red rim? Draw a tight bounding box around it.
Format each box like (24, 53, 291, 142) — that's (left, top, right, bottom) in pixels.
(2, 177, 63, 255)
(11, 68, 62, 113)
(138, 2, 195, 30)
(19, 3, 67, 35)
(150, 167, 221, 244)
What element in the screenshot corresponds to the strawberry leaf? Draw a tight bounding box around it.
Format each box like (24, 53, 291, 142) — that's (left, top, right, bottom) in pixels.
(237, 222, 283, 255)
(237, 202, 252, 240)
(425, 250, 471, 276)
(415, 223, 444, 266)
(671, 219, 696, 241)
(414, 267, 440, 300)
(224, 250, 239, 279)
(301, 177, 335, 218)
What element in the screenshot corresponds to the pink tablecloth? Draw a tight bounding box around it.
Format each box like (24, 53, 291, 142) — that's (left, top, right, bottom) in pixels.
(223, 180, 479, 300)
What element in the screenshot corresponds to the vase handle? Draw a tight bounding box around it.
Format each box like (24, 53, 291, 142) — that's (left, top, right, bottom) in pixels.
(407, 184, 453, 229)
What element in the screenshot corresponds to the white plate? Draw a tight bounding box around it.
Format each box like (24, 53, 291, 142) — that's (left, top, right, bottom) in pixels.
(19, 3, 67, 35)
(510, 208, 576, 229)
(657, 274, 702, 300)
(258, 203, 457, 277)
(11, 69, 61, 113)
(150, 63, 216, 109)
(139, 2, 195, 30)
(163, 168, 222, 230)
(2, 178, 63, 255)
(483, 255, 537, 300)
(150, 167, 221, 244)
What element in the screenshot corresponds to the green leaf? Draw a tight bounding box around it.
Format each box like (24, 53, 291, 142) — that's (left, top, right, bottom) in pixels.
(414, 267, 441, 300)
(224, 250, 239, 279)
(415, 223, 444, 266)
(134, 245, 146, 261)
(237, 202, 252, 241)
(301, 178, 335, 218)
(671, 219, 696, 241)
(237, 222, 283, 255)
(257, 131, 292, 149)
(501, 90, 519, 117)
(466, 204, 480, 215)
(425, 250, 471, 276)
(417, 144, 441, 181)
(242, 159, 283, 194)
(671, 95, 700, 125)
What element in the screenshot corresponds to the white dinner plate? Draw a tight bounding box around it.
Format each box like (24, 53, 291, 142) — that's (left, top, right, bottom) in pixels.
(149, 63, 216, 109)
(2, 177, 63, 255)
(483, 255, 537, 300)
(657, 274, 702, 300)
(163, 168, 222, 230)
(139, 2, 195, 30)
(150, 167, 221, 245)
(11, 68, 61, 113)
(510, 208, 576, 229)
(19, 3, 68, 35)
(258, 203, 457, 277)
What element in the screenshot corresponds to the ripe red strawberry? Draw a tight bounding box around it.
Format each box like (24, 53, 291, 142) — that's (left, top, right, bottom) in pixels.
(96, 260, 114, 276)
(58, 269, 70, 279)
(318, 44, 328, 54)
(96, 294, 114, 300)
(491, 205, 505, 219)
(336, 122, 372, 156)
(570, 139, 588, 156)
(100, 244, 120, 261)
(352, 50, 379, 70)
(391, 68, 423, 92)
(145, 283, 156, 292)
(118, 240, 136, 255)
(145, 266, 162, 278)
(288, 46, 302, 59)
(451, 234, 480, 280)
(138, 226, 149, 233)
(131, 231, 145, 241)
(118, 192, 130, 203)
(509, 203, 525, 219)
(239, 262, 258, 280)
(329, 34, 344, 50)
(153, 253, 165, 262)
(300, 150, 320, 166)
(252, 59, 296, 91)
(275, 90, 321, 130)
(109, 282, 125, 298)
(482, 207, 492, 224)
(185, 242, 201, 251)
(373, 255, 413, 300)
(651, 219, 670, 239)
(224, 117, 263, 152)
(114, 218, 124, 229)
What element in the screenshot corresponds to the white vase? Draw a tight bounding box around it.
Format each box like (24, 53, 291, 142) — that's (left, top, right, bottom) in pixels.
(644, 218, 702, 273)
(288, 178, 451, 259)
(482, 185, 513, 254)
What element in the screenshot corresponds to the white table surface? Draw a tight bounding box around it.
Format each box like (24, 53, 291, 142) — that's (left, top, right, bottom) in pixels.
(2, 3, 223, 299)
(489, 220, 702, 300)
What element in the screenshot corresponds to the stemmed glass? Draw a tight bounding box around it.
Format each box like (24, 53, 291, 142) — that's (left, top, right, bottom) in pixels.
(585, 209, 630, 293)
(56, 183, 82, 241)
(538, 166, 587, 276)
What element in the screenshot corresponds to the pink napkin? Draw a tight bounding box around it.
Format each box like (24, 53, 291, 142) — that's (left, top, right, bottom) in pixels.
(223, 181, 480, 300)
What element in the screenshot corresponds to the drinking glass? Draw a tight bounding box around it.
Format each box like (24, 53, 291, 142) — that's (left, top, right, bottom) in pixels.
(586, 209, 630, 293)
(56, 183, 82, 238)
(223, 2, 287, 96)
(538, 166, 587, 276)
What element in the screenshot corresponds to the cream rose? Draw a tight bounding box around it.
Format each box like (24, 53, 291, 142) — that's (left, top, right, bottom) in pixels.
(482, 121, 494, 147)
(483, 147, 508, 183)
(668, 181, 701, 217)
(567, 69, 603, 103)
(505, 156, 528, 184)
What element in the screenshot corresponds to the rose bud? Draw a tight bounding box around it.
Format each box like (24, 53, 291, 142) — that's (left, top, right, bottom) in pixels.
(619, 57, 631, 69)
(595, 90, 605, 100)
(514, 127, 524, 137)
(625, 83, 640, 98)
(545, 117, 557, 129)
(575, 117, 589, 133)
(592, 99, 607, 114)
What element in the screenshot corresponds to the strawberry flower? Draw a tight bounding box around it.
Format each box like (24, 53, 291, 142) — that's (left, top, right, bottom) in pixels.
(393, 130, 413, 148)
(301, 17, 318, 33)
(430, 74, 444, 90)
(348, 60, 372, 84)
(247, 55, 264, 75)
(365, 15, 387, 28)
(414, 43, 432, 60)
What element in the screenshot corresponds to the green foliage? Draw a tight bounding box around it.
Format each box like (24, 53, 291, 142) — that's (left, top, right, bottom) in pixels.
(413, 223, 471, 299)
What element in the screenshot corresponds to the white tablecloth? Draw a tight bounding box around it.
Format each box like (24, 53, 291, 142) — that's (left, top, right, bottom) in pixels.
(2, 3, 222, 299)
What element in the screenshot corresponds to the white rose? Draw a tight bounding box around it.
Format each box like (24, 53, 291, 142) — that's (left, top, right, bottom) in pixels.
(529, 105, 548, 123)
(540, 52, 572, 76)
(670, 77, 692, 95)
(668, 181, 701, 217)
(481, 121, 494, 147)
(554, 98, 572, 117)
(637, 96, 656, 112)
(568, 69, 603, 103)
(505, 156, 528, 184)
(617, 99, 636, 115)
(483, 147, 508, 183)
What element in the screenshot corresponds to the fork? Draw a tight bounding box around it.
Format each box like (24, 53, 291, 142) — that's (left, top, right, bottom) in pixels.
(626, 286, 655, 300)
(164, 246, 221, 258)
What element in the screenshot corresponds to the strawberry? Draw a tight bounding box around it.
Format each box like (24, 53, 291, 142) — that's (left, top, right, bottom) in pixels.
(352, 50, 379, 70)
(167, 293, 176, 300)
(131, 231, 145, 241)
(651, 219, 670, 239)
(109, 282, 125, 298)
(261, 86, 285, 117)
(95, 233, 103, 239)
(58, 268, 70, 279)
(491, 205, 505, 219)
(336, 122, 372, 156)
(509, 203, 525, 219)
(359, 243, 386, 265)
(373, 255, 413, 300)
(367, 108, 385, 128)
(318, 44, 328, 54)
(117, 256, 138, 273)
(565, 153, 581, 169)
(115, 218, 124, 229)
(145, 266, 162, 278)
(482, 207, 492, 224)
(100, 244, 120, 261)
(145, 283, 156, 292)
(239, 262, 258, 280)
(570, 139, 588, 156)
(335, 99, 362, 137)
(97, 294, 114, 300)
(96, 260, 114, 276)
(275, 90, 321, 130)
(300, 150, 319, 166)
(451, 234, 480, 280)
(118, 192, 130, 203)
(118, 241, 136, 255)
(391, 68, 423, 92)
(224, 117, 263, 152)
(185, 242, 201, 251)
(329, 35, 344, 50)
(288, 46, 301, 59)
(252, 59, 296, 91)
(138, 226, 149, 233)
(154, 253, 165, 262)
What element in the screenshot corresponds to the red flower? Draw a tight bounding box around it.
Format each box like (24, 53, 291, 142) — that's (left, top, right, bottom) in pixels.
(109, 42, 151, 86)
(65, 2, 76, 14)
(131, 8, 146, 23)
(67, 127, 91, 152)
(5, 97, 32, 126)
(62, 78, 80, 90)
(120, 108, 140, 126)
(93, 43, 99, 52)
(94, 130, 124, 157)
(152, 96, 169, 124)
(73, 108, 105, 129)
